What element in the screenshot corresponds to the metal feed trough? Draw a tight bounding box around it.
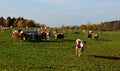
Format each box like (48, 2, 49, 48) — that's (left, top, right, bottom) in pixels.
(23, 30, 41, 41)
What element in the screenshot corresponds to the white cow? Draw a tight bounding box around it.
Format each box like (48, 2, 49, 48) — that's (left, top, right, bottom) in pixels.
(75, 39, 84, 57)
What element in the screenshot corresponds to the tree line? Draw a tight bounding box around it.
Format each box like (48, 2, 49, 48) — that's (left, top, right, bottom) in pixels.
(0, 16, 47, 28)
(1, 16, 120, 31)
(80, 20, 120, 31)
(101, 20, 120, 31)
(61, 20, 120, 31)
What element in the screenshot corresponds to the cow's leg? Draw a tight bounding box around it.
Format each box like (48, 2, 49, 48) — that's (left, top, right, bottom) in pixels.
(78, 48, 82, 57)
(13, 37, 16, 42)
(22, 36, 26, 41)
(76, 47, 78, 56)
(12, 35, 16, 42)
(20, 37, 23, 42)
(14, 38, 16, 42)
(47, 35, 50, 40)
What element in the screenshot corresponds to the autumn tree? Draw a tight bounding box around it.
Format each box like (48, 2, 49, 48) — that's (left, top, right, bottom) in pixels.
(80, 25, 86, 30)
(61, 25, 70, 29)
(25, 20, 36, 27)
(0, 17, 4, 26)
(17, 20, 24, 28)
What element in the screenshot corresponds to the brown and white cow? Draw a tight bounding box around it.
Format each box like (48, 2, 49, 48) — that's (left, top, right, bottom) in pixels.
(86, 31, 99, 40)
(12, 29, 25, 42)
(46, 30, 51, 40)
(75, 39, 84, 57)
(37, 29, 51, 40)
(91, 33, 99, 40)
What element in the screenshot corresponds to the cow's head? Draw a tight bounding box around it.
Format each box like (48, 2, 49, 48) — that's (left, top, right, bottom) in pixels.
(76, 39, 84, 48)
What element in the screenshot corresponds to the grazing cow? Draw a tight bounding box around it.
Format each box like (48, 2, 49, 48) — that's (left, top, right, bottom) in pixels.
(55, 33, 64, 40)
(40, 31, 47, 40)
(46, 30, 51, 40)
(91, 33, 99, 40)
(37, 29, 46, 40)
(53, 29, 64, 41)
(75, 39, 84, 57)
(12, 29, 25, 42)
(53, 29, 58, 35)
(37, 29, 52, 41)
(86, 31, 99, 40)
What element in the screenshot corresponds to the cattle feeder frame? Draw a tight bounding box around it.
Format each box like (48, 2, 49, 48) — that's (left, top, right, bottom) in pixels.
(22, 30, 41, 41)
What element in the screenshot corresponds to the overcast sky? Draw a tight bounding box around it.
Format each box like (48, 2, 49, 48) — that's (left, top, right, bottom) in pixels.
(0, 0, 120, 27)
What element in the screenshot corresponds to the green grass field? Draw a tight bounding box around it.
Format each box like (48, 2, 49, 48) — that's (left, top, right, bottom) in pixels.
(0, 29, 120, 71)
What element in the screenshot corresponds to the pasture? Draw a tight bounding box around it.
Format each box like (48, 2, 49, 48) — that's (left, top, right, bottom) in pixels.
(0, 29, 120, 71)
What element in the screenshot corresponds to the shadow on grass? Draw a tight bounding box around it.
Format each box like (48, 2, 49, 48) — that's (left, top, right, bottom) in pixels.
(27, 39, 76, 43)
(95, 38, 112, 42)
(92, 55, 120, 60)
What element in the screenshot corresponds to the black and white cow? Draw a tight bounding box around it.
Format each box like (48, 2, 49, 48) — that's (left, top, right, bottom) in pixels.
(55, 33, 64, 40)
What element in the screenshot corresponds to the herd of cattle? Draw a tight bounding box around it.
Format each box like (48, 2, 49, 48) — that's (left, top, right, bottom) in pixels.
(11, 29, 100, 57)
(12, 29, 100, 42)
(12, 29, 64, 42)
(0, 25, 101, 57)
